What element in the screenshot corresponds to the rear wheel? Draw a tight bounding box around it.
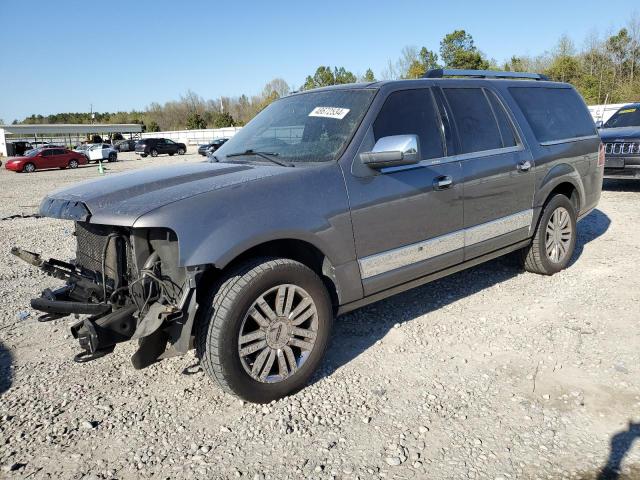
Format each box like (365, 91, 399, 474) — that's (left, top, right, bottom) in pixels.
(140, 154, 148, 158)
(150, 149, 158, 157)
(177, 147, 185, 155)
(522, 194, 577, 275)
(168, 153, 174, 156)
(23, 162, 35, 173)
(68, 159, 79, 169)
(196, 258, 333, 403)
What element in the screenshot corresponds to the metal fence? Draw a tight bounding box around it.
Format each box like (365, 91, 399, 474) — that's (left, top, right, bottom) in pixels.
(140, 127, 242, 146)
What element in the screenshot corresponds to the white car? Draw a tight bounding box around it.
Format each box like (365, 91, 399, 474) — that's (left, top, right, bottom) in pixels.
(84, 143, 118, 163)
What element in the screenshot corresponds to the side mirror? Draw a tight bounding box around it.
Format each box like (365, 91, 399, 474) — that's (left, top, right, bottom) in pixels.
(595, 120, 604, 129)
(360, 134, 420, 169)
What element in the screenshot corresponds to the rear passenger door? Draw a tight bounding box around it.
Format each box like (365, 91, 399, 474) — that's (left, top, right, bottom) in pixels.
(441, 87, 535, 260)
(347, 88, 464, 296)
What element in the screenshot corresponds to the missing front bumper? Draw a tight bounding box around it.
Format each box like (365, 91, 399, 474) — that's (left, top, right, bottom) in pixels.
(12, 246, 201, 367)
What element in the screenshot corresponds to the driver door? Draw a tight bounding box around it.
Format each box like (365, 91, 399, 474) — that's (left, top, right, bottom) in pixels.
(345, 88, 464, 296)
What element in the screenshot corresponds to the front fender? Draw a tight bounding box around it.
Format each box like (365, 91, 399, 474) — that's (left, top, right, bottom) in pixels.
(132, 163, 356, 270)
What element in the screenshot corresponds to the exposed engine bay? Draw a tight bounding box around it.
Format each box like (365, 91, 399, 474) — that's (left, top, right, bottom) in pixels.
(12, 222, 202, 367)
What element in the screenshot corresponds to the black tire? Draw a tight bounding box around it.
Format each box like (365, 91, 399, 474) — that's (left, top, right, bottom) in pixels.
(23, 162, 35, 173)
(168, 153, 174, 156)
(177, 147, 185, 155)
(196, 257, 333, 403)
(522, 194, 577, 275)
(150, 149, 158, 157)
(140, 154, 148, 158)
(108, 153, 117, 163)
(68, 159, 79, 169)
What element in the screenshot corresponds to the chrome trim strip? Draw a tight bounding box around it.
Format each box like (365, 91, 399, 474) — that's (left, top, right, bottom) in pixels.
(540, 135, 599, 146)
(358, 209, 534, 279)
(464, 209, 533, 246)
(380, 145, 524, 174)
(358, 231, 464, 279)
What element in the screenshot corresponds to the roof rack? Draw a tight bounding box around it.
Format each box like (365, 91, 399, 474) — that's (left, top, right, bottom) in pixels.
(423, 69, 549, 81)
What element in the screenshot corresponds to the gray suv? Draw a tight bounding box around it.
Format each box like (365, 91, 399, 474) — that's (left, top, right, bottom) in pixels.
(14, 69, 603, 403)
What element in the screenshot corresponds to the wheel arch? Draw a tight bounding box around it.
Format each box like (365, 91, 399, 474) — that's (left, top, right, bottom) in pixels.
(536, 163, 584, 213)
(197, 237, 343, 311)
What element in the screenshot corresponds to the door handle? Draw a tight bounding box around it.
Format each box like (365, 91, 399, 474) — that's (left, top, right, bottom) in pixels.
(433, 175, 453, 190)
(517, 160, 532, 172)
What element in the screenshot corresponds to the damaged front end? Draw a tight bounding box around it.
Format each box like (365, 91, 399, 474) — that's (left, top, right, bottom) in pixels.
(12, 222, 203, 368)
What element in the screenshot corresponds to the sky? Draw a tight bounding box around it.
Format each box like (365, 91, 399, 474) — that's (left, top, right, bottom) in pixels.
(0, 0, 637, 123)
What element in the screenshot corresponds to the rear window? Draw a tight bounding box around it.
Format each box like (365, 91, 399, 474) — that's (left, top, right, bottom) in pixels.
(509, 87, 596, 143)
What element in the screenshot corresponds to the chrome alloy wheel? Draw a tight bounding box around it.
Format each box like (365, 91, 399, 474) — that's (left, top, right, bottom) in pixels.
(238, 284, 318, 383)
(545, 207, 572, 263)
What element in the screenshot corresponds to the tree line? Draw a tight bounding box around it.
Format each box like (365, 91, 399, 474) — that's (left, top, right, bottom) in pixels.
(14, 16, 640, 131)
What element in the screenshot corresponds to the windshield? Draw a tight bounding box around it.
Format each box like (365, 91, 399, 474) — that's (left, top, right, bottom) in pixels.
(604, 106, 640, 128)
(25, 149, 41, 157)
(215, 89, 376, 163)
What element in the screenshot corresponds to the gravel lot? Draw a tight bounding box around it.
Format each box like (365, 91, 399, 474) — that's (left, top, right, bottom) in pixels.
(0, 153, 639, 479)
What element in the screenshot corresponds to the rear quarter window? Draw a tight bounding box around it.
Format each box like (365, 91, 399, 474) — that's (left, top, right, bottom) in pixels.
(509, 87, 596, 144)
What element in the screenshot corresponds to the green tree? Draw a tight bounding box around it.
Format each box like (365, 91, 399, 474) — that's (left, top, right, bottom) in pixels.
(405, 47, 440, 78)
(186, 111, 207, 129)
(148, 121, 161, 132)
(362, 68, 376, 82)
(212, 111, 235, 128)
(333, 67, 357, 84)
(440, 30, 489, 70)
(302, 66, 357, 90)
(440, 30, 475, 66)
(504, 56, 526, 72)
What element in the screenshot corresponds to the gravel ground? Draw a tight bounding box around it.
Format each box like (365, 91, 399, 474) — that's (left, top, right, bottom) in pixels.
(0, 154, 639, 479)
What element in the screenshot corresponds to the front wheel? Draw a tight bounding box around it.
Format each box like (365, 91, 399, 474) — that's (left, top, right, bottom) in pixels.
(522, 194, 577, 275)
(150, 149, 158, 157)
(23, 162, 36, 173)
(140, 154, 148, 158)
(196, 258, 333, 403)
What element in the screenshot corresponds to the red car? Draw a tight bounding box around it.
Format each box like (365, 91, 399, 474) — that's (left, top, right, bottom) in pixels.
(4, 147, 88, 173)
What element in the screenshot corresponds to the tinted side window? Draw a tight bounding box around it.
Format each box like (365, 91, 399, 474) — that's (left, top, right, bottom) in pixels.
(509, 87, 596, 143)
(486, 90, 517, 147)
(373, 89, 443, 160)
(444, 88, 502, 154)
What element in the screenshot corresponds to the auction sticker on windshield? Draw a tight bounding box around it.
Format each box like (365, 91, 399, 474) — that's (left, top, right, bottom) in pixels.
(309, 107, 350, 119)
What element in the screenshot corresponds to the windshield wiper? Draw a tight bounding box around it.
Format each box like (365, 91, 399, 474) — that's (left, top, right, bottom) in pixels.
(225, 149, 293, 167)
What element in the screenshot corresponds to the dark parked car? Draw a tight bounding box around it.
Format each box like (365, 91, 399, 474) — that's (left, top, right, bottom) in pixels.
(7, 141, 33, 156)
(14, 69, 602, 403)
(5, 147, 88, 173)
(135, 138, 186, 157)
(598, 103, 640, 179)
(115, 139, 139, 152)
(198, 138, 228, 156)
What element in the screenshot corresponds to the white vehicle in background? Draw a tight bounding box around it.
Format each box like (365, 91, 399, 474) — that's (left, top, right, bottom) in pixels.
(84, 143, 118, 163)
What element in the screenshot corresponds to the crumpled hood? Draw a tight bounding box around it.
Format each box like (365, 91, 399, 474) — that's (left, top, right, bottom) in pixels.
(40, 161, 284, 225)
(599, 126, 640, 142)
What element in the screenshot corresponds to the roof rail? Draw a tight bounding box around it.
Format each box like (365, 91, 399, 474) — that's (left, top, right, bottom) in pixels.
(423, 69, 549, 81)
